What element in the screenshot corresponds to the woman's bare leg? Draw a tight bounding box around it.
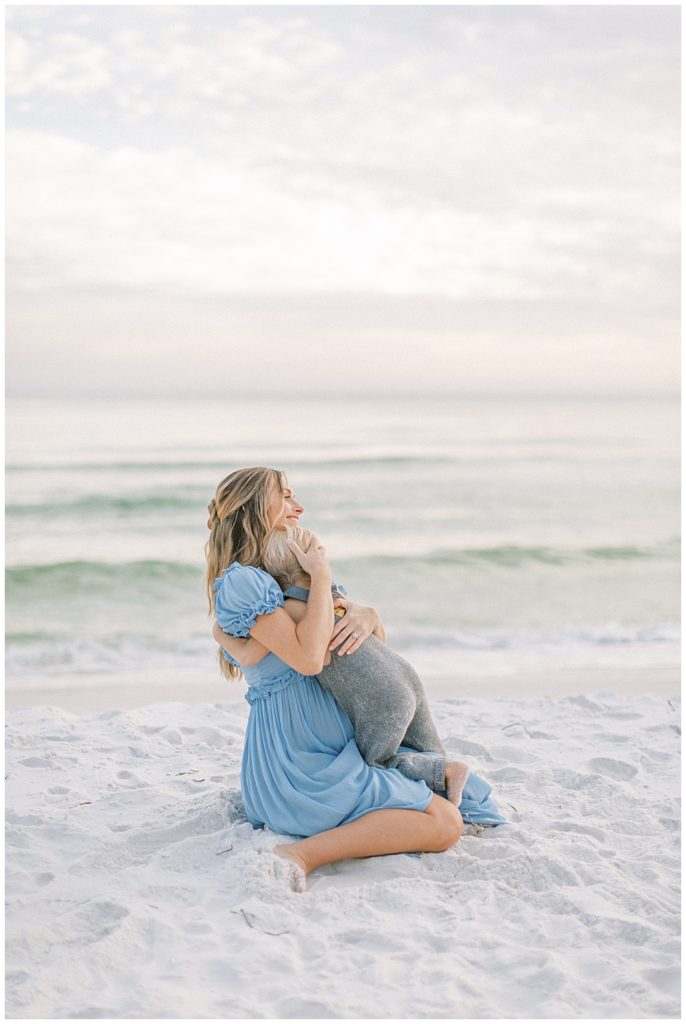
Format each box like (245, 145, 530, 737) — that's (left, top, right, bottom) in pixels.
(275, 794, 462, 880)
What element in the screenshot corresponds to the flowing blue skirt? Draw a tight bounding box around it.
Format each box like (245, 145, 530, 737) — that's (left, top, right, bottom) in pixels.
(458, 772, 507, 826)
(241, 674, 433, 837)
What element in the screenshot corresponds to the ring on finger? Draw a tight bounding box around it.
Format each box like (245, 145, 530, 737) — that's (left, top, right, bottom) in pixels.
(351, 631, 360, 639)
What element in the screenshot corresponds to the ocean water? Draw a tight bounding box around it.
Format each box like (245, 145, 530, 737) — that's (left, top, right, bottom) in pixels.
(6, 395, 680, 692)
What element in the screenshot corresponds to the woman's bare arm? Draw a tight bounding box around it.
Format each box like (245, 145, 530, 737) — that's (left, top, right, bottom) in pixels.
(214, 599, 332, 676)
(243, 537, 334, 675)
(212, 623, 269, 667)
(212, 538, 333, 674)
(213, 598, 311, 668)
(251, 561, 332, 672)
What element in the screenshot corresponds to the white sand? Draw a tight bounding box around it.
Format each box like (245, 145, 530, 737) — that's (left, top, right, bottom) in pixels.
(6, 691, 681, 1019)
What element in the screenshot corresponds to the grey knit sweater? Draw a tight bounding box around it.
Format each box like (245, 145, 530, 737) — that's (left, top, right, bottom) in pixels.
(283, 584, 447, 792)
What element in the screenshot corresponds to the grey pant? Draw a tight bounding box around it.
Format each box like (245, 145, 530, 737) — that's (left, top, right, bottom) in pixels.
(317, 635, 447, 792)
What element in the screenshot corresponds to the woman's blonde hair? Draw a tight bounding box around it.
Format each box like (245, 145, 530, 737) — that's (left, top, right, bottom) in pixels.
(205, 466, 285, 679)
(262, 525, 315, 591)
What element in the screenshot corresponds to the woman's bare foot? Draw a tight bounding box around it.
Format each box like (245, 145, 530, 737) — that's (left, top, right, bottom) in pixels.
(273, 844, 308, 893)
(444, 761, 470, 805)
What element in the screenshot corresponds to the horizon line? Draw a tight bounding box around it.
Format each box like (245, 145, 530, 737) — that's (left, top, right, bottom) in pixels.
(5, 390, 681, 402)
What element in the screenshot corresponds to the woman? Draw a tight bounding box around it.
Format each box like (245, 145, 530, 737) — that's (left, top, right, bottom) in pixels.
(218, 526, 466, 799)
(206, 467, 463, 889)
(215, 523, 506, 826)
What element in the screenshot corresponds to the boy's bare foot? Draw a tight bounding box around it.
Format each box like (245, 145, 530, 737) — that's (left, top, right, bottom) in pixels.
(444, 761, 470, 805)
(273, 844, 308, 892)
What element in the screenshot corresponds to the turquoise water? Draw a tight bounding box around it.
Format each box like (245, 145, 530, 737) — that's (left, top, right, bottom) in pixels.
(6, 395, 680, 686)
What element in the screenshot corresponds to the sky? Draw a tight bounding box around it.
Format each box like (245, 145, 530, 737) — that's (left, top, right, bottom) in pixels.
(5, 4, 681, 398)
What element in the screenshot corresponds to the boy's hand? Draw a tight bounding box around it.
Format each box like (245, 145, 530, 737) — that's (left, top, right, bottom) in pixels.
(287, 533, 331, 580)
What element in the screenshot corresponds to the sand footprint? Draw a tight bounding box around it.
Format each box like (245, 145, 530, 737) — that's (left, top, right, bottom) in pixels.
(8, 870, 55, 894)
(488, 766, 527, 783)
(68, 900, 130, 945)
(443, 737, 492, 759)
(641, 965, 681, 997)
(19, 756, 52, 768)
(488, 745, 537, 765)
(637, 747, 672, 763)
(115, 769, 145, 788)
(586, 757, 637, 780)
(548, 820, 607, 843)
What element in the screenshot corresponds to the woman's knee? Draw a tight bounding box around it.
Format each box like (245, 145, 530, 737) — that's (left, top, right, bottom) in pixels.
(426, 798, 463, 851)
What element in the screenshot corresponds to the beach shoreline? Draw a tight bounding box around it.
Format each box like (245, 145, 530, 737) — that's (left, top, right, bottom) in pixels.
(5, 664, 680, 713)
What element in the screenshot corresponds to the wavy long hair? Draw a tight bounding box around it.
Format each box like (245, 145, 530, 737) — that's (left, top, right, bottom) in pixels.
(205, 466, 285, 679)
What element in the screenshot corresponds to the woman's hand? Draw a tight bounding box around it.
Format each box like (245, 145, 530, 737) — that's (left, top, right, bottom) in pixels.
(329, 598, 384, 655)
(287, 533, 331, 580)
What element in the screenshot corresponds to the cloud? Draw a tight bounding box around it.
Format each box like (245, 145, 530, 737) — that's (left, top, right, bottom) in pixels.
(5, 5, 680, 395)
(6, 124, 677, 316)
(7, 28, 111, 97)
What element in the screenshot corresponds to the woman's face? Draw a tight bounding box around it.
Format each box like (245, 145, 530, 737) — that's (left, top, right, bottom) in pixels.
(267, 478, 304, 529)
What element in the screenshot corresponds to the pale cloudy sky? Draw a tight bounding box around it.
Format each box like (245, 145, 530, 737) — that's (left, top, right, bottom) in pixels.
(6, 4, 680, 397)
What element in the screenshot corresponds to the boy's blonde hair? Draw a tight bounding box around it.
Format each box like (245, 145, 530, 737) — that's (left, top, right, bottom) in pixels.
(262, 525, 315, 591)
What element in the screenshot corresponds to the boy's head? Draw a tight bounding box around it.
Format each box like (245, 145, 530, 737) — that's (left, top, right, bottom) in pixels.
(262, 525, 315, 590)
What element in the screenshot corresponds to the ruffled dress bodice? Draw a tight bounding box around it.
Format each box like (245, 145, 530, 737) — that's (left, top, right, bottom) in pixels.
(214, 562, 314, 705)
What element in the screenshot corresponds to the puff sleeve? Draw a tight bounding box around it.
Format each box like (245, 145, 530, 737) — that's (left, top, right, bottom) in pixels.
(213, 563, 285, 638)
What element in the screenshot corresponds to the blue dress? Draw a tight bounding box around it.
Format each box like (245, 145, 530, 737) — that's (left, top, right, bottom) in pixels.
(214, 562, 434, 837)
